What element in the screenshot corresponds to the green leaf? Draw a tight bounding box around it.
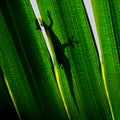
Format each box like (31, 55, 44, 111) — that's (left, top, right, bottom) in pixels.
(91, 0, 120, 119)
(0, 0, 120, 120)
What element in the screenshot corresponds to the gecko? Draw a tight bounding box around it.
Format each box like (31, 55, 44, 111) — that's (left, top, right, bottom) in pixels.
(36, 10, 79, 112)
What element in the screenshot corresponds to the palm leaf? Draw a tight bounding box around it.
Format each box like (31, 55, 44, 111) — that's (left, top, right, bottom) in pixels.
(91, 0, 120, 119)
(0, 0, 120, 119)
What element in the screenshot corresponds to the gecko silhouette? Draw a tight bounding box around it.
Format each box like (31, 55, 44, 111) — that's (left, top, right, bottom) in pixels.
(36, 11, 79, 111)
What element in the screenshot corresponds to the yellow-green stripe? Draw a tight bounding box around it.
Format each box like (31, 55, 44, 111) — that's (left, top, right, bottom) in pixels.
(4, 75, 21, 120)
(101, 63, 115, 120)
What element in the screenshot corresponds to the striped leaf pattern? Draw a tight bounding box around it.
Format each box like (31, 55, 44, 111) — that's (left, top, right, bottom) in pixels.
(0, 0, 120, 120)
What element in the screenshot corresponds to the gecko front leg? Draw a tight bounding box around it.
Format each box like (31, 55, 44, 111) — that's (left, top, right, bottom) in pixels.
(47, 10, 53, 28)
